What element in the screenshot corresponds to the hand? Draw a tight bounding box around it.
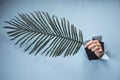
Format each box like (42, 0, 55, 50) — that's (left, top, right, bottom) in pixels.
(84, 40, 103, 58)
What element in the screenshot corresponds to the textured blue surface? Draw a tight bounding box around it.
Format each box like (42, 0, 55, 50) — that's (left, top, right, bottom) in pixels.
(0, 0, 120, 80)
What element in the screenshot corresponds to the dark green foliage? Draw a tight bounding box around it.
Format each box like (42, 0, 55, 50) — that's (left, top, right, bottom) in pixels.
(4, 11, 83, 57)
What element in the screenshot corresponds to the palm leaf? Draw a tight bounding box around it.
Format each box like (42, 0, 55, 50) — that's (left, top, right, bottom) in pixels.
(4, 11, 83, 57)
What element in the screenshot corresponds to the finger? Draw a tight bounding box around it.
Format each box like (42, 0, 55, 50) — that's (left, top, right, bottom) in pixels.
(95, 52, 104, 58)
(95, 53, 101, 57)
(95, 48, 103, 57)
(84, 40, 99, 48)
(91, 46, 101, 52)
(84, 40, 93, 48)
(88, 42, 101, 49)
(88, 44, 96, 49)
(95, 48, 103, 53)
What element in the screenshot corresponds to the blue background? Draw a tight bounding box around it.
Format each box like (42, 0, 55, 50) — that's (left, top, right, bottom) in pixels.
(0, 0, 120, 80)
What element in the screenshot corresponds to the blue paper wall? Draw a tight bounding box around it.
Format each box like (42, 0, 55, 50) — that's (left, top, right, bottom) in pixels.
(0, 0, 120, 80)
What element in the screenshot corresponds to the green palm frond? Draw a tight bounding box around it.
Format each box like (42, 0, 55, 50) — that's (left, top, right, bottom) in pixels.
(4, 11, 83, 57)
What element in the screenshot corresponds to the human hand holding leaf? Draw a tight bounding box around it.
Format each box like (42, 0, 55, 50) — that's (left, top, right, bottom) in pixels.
(4, 11, 105, 60)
